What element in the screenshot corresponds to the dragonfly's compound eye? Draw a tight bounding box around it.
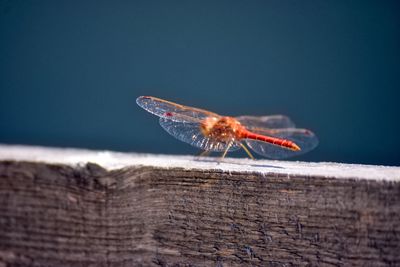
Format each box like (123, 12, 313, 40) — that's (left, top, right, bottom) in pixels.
(200, 117, 217, 136)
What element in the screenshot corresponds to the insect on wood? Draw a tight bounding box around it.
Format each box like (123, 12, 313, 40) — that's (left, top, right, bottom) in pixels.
(137, 96, 318, 159)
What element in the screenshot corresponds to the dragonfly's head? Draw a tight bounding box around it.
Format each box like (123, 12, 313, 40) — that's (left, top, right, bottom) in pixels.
(200, 116, 219, 137)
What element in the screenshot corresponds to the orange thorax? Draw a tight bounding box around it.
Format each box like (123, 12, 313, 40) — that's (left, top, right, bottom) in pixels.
(200, 116, 245, 142)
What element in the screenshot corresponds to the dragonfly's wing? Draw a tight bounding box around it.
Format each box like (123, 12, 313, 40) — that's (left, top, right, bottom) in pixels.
(137, 96, 220, 123)
(159, 118, 241, 152)
(245, 128, 318, 159)
(236, 115, 295, 129)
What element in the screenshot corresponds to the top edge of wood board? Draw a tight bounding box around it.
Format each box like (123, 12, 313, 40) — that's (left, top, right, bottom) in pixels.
(0, 144, 399, 181)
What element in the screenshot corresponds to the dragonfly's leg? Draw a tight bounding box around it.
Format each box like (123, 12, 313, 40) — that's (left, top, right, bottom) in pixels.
(221, 142, 233, 159)
(199, 150, 211, 157)
(240, 142, 255, 159)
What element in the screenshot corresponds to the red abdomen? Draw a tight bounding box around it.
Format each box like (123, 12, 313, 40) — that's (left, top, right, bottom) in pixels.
(242, 130, 300, 151)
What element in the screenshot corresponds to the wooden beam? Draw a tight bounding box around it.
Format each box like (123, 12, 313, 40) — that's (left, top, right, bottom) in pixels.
(0, 144, 399, 266)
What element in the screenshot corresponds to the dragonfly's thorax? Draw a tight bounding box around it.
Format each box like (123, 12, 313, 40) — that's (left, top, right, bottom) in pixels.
(200, 116, 245, 142)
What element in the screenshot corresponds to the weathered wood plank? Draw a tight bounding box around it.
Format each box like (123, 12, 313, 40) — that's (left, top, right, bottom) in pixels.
(0, 144, 399, 266)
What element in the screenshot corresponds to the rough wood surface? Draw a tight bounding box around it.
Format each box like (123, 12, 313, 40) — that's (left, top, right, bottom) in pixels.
(0, 144, 399, 267)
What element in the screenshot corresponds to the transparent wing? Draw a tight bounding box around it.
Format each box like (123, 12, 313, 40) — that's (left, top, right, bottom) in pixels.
(137, 96, 220, 123)
(236, 115, 295, 129)
(159, 118, 241, 152)
(245, 128, 318, 159)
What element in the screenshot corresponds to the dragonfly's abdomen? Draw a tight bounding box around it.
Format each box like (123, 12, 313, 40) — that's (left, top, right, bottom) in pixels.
(242, 131, 301, 151)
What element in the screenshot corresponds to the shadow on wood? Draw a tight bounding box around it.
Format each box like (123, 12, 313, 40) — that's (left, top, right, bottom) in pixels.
(0, 145, 399, 266)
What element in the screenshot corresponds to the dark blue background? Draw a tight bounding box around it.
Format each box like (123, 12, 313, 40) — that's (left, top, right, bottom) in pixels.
(1, 1, 399, 165)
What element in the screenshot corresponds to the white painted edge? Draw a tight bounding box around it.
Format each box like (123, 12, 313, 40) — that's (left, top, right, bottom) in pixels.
(0, 144, 399, 181)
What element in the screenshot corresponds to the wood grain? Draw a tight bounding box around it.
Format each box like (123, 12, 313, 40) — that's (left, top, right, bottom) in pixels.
(0, 145, 399, 266)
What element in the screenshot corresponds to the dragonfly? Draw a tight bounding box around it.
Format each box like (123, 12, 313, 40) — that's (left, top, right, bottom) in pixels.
(136, 96, 318, 159)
